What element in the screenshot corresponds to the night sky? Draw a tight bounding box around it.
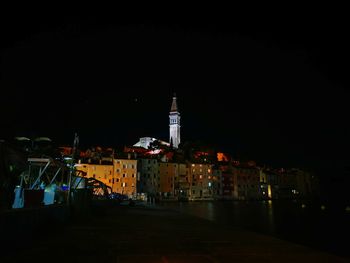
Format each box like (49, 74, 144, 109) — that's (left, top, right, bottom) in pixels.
(1, 15, 349, 191)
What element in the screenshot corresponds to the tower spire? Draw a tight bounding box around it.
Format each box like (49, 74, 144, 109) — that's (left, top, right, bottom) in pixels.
(170, 93, 178, 112)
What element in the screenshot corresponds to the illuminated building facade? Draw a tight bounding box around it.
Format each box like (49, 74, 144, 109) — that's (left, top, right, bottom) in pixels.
(75, 158, 138, 198)
(188, 163, 214, 200)
(113, 159, 138, 197)
(176, 163, 190, 199)
(75, 164, 113, 189)
(159, 162, 177, 197)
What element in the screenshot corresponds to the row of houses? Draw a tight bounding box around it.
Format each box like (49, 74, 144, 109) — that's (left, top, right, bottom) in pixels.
(72, 149, 319, 201)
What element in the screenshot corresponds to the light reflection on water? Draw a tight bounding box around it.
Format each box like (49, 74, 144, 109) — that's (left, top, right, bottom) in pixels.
(160, 200, 350, 258)
(267, 200, 275, 233)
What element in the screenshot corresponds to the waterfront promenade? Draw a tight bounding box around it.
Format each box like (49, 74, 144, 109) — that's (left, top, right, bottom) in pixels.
(1, 203, 348, 263)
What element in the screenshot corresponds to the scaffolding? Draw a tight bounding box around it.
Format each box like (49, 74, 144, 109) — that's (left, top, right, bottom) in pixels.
(12, 157, 69, 208)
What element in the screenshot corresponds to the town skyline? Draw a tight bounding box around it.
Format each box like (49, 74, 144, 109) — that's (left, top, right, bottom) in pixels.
(1, 18, 349, 194)
(2, 13, 350, 262)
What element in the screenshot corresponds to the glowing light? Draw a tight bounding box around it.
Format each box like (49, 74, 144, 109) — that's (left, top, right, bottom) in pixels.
(267, 185, 272, 199)
(217, 152, 229, 162)
(208, 182, 212, 187)
(147, 149, 162, 155)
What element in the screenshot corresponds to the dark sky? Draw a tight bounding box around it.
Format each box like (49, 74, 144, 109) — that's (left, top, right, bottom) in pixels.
(1, 15, 349, 184)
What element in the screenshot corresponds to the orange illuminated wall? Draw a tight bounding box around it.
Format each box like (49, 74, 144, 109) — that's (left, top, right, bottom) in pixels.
(113, 159, 137, 197)
(75, 163, 114, 189)
(159, 162, 177, 194)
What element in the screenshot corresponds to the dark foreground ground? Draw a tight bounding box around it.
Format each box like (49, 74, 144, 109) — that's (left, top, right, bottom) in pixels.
(1, 203, 349, 263)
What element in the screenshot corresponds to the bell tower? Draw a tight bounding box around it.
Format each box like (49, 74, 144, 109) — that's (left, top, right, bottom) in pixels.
(169, 93, 181, 148)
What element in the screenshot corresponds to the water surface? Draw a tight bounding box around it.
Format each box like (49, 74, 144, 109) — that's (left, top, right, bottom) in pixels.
(159, 200, 350, 258)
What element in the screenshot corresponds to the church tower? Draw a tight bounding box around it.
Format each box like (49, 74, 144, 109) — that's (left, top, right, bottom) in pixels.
(169, 94, 181, 148)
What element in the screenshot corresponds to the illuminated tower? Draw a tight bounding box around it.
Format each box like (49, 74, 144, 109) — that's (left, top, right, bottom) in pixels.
(169, 94, 181, 148)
